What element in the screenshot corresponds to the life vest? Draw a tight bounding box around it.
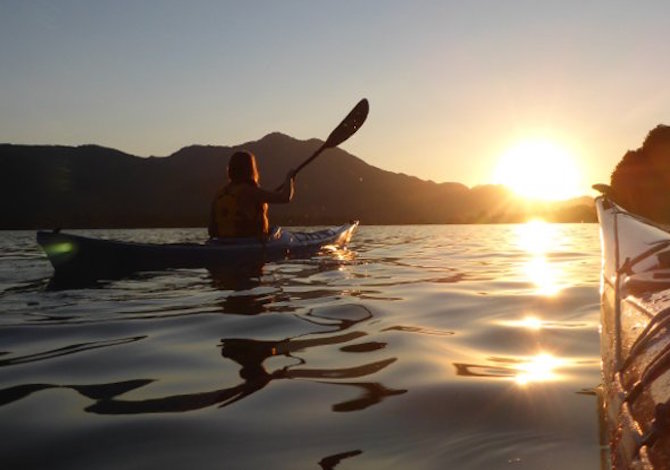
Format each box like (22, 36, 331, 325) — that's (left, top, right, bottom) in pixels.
(208, 183, 268, 238)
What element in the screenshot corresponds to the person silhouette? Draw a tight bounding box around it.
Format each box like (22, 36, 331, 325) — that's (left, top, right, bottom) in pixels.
(208, 150, 295, 239)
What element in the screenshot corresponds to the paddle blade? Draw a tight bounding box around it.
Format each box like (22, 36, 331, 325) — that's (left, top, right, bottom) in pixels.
(324, 98, 369, 149)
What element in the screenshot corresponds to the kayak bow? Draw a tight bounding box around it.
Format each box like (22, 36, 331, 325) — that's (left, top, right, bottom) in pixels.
(596, 195, 670, 469)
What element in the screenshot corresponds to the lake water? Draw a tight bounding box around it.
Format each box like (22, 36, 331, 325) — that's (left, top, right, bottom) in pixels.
(0, 223, 605, 469)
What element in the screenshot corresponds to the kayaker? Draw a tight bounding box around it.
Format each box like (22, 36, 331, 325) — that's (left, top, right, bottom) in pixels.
(208, 150, 295, 239)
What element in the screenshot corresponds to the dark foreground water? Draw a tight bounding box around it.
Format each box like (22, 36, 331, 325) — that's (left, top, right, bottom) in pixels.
(0, 223, 605, 469)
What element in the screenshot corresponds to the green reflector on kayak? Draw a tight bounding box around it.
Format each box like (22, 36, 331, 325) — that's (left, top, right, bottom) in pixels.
(46, 241, 76, 255)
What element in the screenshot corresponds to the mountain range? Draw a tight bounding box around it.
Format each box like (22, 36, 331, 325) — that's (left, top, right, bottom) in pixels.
(0, 133, 595, 229)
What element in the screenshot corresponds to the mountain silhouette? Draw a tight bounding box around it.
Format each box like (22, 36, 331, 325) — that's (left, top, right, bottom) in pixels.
(0, 133, 595, 229)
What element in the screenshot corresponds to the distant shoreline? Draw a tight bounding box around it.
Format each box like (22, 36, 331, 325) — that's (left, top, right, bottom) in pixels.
(4, 220, 599, 232)
(0, 136, 596, 229)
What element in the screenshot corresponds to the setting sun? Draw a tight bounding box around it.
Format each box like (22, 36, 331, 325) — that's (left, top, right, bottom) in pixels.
(493, 139, 583, 201)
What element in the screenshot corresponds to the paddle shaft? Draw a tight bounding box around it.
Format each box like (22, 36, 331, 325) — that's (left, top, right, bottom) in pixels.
(294, 142, 327, 175)
(274, 144, 325, 191)
(274, 99, 368, 191)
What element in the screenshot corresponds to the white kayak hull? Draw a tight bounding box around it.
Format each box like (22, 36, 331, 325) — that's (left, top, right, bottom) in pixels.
(596, 196, 670, 469)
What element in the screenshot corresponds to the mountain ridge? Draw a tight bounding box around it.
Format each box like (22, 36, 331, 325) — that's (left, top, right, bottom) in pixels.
(0, 134, 595, 229)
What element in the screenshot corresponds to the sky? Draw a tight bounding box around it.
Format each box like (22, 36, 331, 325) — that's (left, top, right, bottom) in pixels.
(2, 0, 670, 197)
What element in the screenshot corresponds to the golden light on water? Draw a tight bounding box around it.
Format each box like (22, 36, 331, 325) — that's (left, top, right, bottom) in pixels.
(449, 220, 595, 389)
(500, 315, 590, 331)
(515, 219, 564, 296)
(504, 319, 567, 385)
(515, 219, 555, 254)
(453, 350, 572, 385)
(506, 221, 575, 385)
(321, 245, 356, 262)
(524, 256, 561, 296)
(514, 353, 565, 386)
(504, 315, 544, 330)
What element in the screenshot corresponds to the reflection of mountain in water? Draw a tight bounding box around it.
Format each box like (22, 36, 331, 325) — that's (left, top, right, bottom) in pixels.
(0, 305, 406, 414)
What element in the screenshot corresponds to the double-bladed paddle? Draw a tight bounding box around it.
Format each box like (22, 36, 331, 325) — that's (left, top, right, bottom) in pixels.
(275, 98, 369, 190)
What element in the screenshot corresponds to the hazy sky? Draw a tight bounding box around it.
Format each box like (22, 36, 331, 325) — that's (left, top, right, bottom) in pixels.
(2, 1, 669, 194)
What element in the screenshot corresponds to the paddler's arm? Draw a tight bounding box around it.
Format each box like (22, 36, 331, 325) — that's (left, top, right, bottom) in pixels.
(255, 170, 295, 203)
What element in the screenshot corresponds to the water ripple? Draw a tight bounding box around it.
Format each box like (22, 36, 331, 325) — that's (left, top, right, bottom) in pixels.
(0, 224, 603, 469)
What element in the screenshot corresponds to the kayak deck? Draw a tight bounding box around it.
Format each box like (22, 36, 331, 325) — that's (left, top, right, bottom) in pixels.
(596, 196, 670, 469)
(37, 222, 358, 282)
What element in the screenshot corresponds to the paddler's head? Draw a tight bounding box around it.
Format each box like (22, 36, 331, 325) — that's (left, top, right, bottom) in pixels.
(228, 151, 259, 185)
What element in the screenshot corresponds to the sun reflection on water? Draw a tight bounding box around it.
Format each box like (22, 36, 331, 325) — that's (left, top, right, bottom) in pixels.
(514, 353, 565, 386)
(503, 315, 544, 330)
(500, 315, 591, 331)
(515, 219, 555, 254)
(515, 219, 565, 296)
(524, 257, 561, 296)
(453, 351, 572, 386)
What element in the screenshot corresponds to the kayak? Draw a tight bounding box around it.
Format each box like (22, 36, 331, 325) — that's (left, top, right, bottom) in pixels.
(37, 222, 358, 282)
(596, 192, 670, 469)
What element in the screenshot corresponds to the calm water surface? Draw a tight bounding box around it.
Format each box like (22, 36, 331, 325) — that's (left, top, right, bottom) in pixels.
(0, 224, 604, 469)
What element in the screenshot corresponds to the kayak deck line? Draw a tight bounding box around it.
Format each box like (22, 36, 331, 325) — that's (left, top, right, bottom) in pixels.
(622, 302, 670, 369)
(596, 194, 670, 469)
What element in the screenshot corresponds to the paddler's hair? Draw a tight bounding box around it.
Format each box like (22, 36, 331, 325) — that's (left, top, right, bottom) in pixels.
(227, 151, 260, 185)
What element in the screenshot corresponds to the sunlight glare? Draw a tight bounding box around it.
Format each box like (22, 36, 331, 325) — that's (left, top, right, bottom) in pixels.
(515, 219, 555, 254)
(515, 353, 565, 386)
(493, 138, 583, 201)
(524, 257, 561, 296)
(516, 220, 563, 296)
(505, 315, 544, 330)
